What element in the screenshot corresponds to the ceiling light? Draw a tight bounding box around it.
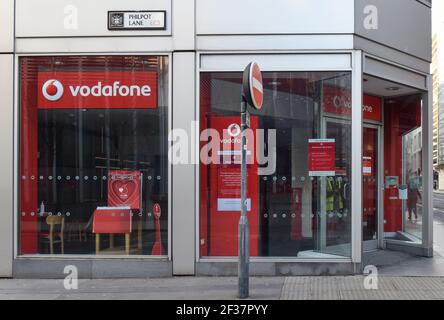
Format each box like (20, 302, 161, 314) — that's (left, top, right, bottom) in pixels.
(386, 86, 401, 91)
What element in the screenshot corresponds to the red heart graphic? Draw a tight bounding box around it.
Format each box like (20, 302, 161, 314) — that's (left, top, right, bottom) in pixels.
(111, 180, 136, 203)
(107, 170, 141, 209)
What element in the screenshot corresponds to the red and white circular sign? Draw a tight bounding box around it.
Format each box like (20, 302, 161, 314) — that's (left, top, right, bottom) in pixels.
(42, 79, 64, 102)
(153, 203, 161, 218)
(243, 62, 263, 110)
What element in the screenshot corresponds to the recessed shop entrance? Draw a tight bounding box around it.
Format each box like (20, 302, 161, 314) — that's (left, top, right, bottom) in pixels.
(362, 73, 428, 256)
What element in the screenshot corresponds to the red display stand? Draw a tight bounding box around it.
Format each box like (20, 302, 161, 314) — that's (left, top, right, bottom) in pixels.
(93, 207, 132, 234)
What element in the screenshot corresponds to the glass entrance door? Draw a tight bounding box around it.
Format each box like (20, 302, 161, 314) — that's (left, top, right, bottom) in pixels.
(322, 120, 381, 253)
(318, 118, 352, 257)
(363, 126, 379, 251)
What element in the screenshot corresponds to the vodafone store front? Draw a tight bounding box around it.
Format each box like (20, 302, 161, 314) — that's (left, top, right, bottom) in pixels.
(0, 0, 434, 278)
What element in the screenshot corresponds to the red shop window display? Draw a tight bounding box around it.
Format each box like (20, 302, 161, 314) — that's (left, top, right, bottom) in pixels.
(19, 56, 169, 255)
(200, 71, 353, 258)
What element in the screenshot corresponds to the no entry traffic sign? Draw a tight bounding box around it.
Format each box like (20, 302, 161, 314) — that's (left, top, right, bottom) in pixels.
(242, 62, 263, 110)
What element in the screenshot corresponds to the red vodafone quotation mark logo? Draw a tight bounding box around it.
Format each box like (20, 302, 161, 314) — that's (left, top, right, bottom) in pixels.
(227, 124, 241, 137)
(42, 79, 64, 101)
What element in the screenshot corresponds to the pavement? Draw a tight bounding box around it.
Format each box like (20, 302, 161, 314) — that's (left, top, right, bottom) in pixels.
(0, 277, 284, 300)
(2, 193, 444, 300)
(0, 275, 443, 300)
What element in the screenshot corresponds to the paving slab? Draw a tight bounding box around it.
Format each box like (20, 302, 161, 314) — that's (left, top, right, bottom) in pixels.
(281, 276, 444, 300)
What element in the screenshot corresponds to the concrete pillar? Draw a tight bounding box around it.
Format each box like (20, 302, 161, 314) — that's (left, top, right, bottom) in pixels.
(0, 55, 14, 277)
(0, 0, 14, 277)
(172, 52, 196, 275)
(171, 0, 196, 275)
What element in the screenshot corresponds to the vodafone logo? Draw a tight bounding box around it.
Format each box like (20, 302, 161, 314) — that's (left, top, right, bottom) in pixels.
(153, 203, 161, 218)
(227, 124, 241, 137)
(38, 71, 158, 109)
(333, 95, 351, 110)
(362, 104, 374, 113)
(42, 80, 151, 101)
(42, 80, 64, 102)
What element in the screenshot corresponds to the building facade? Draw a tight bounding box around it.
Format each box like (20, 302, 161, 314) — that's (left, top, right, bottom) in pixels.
(432, 35, 439, 170)
(0, 0, 434, 278)
(432, 5, 444, 189)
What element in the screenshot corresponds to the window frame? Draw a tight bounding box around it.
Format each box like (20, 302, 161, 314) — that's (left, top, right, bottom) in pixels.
(195, 51, 360, 263)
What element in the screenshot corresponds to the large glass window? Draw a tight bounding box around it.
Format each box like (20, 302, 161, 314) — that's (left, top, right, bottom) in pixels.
(199, 71, 352, 258)
(19, 56, 169, 256)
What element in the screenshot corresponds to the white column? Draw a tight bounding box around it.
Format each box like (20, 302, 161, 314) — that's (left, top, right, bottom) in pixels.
(0, 0, 14, 277)
(172, 52, 196, 275)
(351, 51, 363, 264)
(0, 54, 14, 276)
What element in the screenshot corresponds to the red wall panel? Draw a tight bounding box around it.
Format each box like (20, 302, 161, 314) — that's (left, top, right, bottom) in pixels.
(383, 94, 422, 233)
(20, 59, 39, 254)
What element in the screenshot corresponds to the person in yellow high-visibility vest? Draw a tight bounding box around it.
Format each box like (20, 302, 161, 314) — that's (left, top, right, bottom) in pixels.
(326, 177, 344, 213)
(326, 177, 335, 212)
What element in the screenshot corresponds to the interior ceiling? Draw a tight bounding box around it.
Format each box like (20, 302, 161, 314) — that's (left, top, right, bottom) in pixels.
(363, 75, 421, 97)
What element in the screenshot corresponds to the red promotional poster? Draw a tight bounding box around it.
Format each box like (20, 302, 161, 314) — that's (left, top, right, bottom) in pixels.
(323, 84, 382, 122)
(108, 170, 141, 210)
(308, 139, 336, 176)
(92, 207, 132, 234)
(207, 115, 259, 256)
(363, 156, 373, 177)
(38, 71, 158, 109)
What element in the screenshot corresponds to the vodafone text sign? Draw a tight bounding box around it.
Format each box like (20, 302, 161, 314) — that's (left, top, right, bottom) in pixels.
(38, 72, 158, 109)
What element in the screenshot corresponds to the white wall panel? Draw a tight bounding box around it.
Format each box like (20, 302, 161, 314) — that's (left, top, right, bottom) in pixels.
(16, 0, 172, 37)
(197, 34, 354, 52)
(200, 53, 352, 72)
(0, 0, 14, 52)
(172, 0, 195, 50)
(15, 37, 173, 54)
(197, 0, 355, 35)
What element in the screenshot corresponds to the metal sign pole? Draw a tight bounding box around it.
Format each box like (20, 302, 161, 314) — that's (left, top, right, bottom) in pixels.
(238, 61, 262, 299)
(238, 96, 250, 299)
